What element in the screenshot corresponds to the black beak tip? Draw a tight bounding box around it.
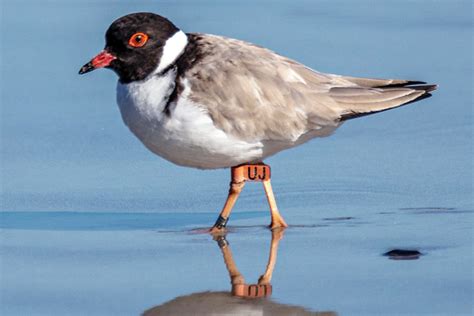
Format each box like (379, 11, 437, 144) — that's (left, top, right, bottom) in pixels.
(78, 62, 94, 75)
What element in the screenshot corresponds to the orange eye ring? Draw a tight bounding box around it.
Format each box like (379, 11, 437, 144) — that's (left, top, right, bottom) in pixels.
(128, 32, 149, 48)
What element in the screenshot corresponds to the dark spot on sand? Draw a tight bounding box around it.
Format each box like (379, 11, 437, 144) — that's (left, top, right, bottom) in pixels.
(383, 249, 422, 260)
(290, 224, 329, 228)
(399, 207, 474, 215)
(399, 207, 455, 212)
(322, 216, 354, 221)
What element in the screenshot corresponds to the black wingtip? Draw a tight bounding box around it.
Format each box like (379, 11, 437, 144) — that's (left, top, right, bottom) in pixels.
(376, 81, 438, 94)
(405, 80, 427, 85)
(408, 84, 437, 90)
(374, 80, 429, 88)
(339, 86, 436, 122)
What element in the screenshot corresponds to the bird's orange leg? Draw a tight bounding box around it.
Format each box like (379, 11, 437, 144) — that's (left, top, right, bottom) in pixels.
(262, 179, 288, 229)
(210, 163, 288, 234)
(209, 168, 246, 234)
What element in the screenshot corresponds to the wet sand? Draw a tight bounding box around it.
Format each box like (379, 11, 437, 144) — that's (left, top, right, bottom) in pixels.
(1, 208, 472, 315)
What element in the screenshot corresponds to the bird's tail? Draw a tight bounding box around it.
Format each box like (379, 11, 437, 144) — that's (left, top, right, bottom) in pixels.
(329, 77, 437, 121)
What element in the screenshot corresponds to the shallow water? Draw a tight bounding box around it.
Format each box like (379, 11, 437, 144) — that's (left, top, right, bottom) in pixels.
(1, 0, 473, 315)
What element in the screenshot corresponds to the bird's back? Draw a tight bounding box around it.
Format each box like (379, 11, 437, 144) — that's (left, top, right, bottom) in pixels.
(178, 33, 436, 144)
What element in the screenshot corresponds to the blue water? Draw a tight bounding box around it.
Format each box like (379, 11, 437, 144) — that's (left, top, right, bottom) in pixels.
(1, 0, 472, 315)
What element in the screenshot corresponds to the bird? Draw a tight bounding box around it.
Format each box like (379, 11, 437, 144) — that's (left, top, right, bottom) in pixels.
(79, 12, 437, 233)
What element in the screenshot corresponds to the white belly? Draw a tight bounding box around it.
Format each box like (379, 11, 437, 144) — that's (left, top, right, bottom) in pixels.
(116, 73, 263, 169)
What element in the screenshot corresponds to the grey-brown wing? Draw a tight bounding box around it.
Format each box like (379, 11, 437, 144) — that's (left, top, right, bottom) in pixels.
(183, 34, 436, 142)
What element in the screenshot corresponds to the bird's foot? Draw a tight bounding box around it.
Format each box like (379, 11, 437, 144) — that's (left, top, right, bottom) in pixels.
(209, 226, 227, 236)
(269, 219, 288, 231)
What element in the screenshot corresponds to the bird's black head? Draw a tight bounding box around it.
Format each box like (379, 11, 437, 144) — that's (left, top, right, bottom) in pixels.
(79, 12, 183, 83)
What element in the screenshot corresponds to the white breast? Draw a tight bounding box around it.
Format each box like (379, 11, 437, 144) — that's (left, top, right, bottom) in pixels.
(116, 73, 263, 169)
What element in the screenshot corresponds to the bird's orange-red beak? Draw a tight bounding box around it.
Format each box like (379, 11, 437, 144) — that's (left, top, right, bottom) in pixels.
(79, 50, 117, 74)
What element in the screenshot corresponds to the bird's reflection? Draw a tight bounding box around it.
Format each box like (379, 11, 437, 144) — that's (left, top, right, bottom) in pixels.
(216, 227, 284, 298)
(142, 229, 336, 316)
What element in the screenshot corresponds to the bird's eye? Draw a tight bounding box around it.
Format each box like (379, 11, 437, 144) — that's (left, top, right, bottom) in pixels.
(128, 32, 149, 48)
